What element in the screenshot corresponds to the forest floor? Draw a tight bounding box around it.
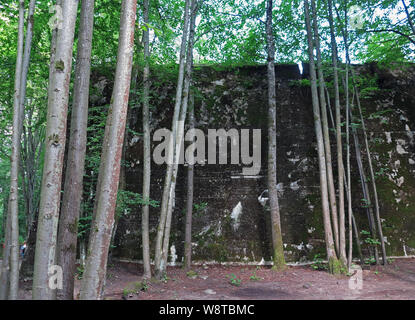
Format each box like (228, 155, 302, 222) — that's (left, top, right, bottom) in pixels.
(16, 257, 415, 300)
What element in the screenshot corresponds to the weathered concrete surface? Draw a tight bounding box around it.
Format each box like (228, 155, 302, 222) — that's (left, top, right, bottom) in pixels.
(91, 63, 415, 264)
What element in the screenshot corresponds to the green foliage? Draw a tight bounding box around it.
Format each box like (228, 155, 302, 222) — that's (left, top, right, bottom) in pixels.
(186, 270, 198, 278)
(76, 265, 85, 280)
(227, 273, 242, 286)
(122, 280, 149, 297)
(311, 253, 328, 271)
(289, 79, 311, 87)
(249, 268, 263, 281)
(360, 229, 381, 247)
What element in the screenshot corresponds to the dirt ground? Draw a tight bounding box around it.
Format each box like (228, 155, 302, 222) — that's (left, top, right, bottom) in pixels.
(17, 257, 415, 300)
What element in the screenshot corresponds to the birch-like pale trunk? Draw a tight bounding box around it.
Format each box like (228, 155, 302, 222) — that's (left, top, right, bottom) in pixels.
(32, 0, 79, 300)
(344, 63, 353, 269)
(348, 98, 380, 264)
(56, 0, 95, 300)
(16, 0, 39, 281)
(354, 86, 388, 265)
(184, 92, 195, 271)
(154, 0, 192, 277)
(304, 0, 339, 273)
(343, 3, 353, 270)
(141, 0, 152, 279)
(311, 0, 339, 254)
(79, 0, 137, 299)
(18, 0, 36, 132)
(4, 0, 25, 300)
(266, 0, 286, 271)
(327, 89, 364, 265)
(335, 1, 388, 263)
(327, 0, 345, 262)
(159, 0, 198, 276)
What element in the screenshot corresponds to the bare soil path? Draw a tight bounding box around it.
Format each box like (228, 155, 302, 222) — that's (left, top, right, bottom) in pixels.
(17, 257, 415, 300)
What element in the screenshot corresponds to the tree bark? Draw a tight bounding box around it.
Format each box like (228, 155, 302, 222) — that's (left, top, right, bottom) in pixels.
(327, 88, 365, 266)
(354, 86, 388, 265)
(79, 0, 137, 299)
(304, 0, 340, 274)
(349, 103, 380, 264)
(327, 0, 345, 262)
(159, 0, 198, 276)
(266, 0, 286, 271)
(141, 0, 152, 279)
(56, 0, 95, 300)
(311, 0, 339, 255)
(32, 0, 79, 300)
(5, 0, 25, 300)
(184, 92, 195, 271)
(343, 2, 353, 271)
(154, 0, 192, 278)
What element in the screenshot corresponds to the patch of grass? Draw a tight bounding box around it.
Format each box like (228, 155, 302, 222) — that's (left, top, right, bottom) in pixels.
(186, 270, 198, 278)
(122, 280, 149, 297)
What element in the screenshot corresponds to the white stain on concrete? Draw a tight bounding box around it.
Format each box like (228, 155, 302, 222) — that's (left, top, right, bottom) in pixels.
(231, 202, 243, 231)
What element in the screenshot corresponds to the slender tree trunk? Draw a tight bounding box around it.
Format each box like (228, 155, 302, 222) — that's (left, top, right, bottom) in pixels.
(334, 1, 387, 266)
(310, 0, 339, 255)
(354, 86, 387, 265)
(304, 0, 340, 274)
(154, 0, 192, 278)
(326, 88, 365, 266)
(159, 0, 198, 276)
(184, 92, 194, 271)
(32, 0, 79, 300)
(19, 0, 36, 132)
(349, 105, 380, 264)
(56, 0, 95, 300)
(327, 0, 346, 263)
(141, 0, 152, 279)
(79, 0, 137, 299)
(5, 0, 25, 300)
(343, 2, 353, 271)
(266, 0, 286, 271)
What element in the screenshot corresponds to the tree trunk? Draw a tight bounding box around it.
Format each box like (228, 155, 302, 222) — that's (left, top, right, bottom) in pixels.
(141, 0, 152, 279)
(154, 0, 192, 278)
(184, 92, 195, 271)
(56, 0, 95, 300)
(310, 0, 339, 256)
(5, 0, 25, 300)
(159, 0, 199, 276)
(266, 0, 286, 271)
(79, 0, 137, 299)
(343, 2, 353, 271)
(327, 0, 346, 263)
(326, 88, 365, 266)
(349, 105, 380, 264)
(32, 0, 79, 300)
(354, 86, 388, 265)
(19, 0, 37, 238)
(304, 0, 340, 274)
